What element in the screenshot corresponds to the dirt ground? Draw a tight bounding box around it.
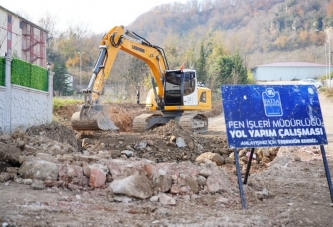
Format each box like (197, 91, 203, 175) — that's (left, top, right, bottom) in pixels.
(0, 92, 333, 227)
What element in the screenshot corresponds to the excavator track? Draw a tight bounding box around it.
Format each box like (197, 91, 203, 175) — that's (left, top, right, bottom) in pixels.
(178, 113, 208, 133)
(132, 113, 163, 133)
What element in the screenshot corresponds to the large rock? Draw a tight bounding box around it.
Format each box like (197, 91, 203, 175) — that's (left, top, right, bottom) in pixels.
(18, 160, 58, 180)
(151, 164, 172, 193)
(89, 167, 106, 188)
(195, 152, 224, 166)
(58, 164, 88, 186)
(110, 175, 152, 199)
(206, 169, 232, 193)
(0, 143, 22, 165)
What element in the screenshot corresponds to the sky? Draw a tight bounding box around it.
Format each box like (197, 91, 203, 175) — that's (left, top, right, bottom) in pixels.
(1, 0, 189, 33)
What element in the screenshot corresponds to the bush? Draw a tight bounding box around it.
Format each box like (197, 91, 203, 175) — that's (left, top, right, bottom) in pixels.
(0, 57, 4, 86)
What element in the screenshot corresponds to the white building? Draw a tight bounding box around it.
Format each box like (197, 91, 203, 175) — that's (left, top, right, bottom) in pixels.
(0, 5, 47, 67)
(252, 62, 333, 81)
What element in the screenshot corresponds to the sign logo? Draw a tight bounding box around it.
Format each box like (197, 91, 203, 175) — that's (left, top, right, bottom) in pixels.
(221, 85, 327, 148)
(262, 88, 283, 116)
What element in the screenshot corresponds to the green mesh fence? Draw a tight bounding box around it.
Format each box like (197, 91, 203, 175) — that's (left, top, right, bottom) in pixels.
(0, 57, 5, 86)
(11, 58, 48, 91)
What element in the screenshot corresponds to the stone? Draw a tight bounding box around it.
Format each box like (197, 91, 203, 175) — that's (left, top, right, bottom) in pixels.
(176, 137, 186, 148)
(150, 195, 159, 202)
(121, 150, 134, 158)
(18, 160, 58, 181)
(89, 167, 106, 188)
(147, 140, 154, 146)
(166, 142, 177, 147)
(158, 193, 176, 205)
(152, 167, 172, 193)
(110, 175, 152, 199)
(0, 172, 11, 182)
(185, 177, 200, 194)
(199, 168, 213, 177)
(58, 164, 87, 186)
(169, 136, 176, 142)
(134, 140, 148, 150)
(170, 185, 179, 194)
(206, 170, 232, 194)
(0, 143, 22, 165)
(263, 149, 270, 157)
(31, 179, 45, 190)
(196, 175, 206, 186)
(196, 152, 224, 166)
(188, 141, 195, 150)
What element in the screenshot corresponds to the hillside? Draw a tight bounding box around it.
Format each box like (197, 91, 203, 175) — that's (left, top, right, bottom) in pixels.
(128, 0, 331, 68)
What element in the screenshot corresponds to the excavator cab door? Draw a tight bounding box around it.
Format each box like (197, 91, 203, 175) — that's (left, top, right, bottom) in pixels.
(164, 70, 198, 106)
(164, 71, 183, 106)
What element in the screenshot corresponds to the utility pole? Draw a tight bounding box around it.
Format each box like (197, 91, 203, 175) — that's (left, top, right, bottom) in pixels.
(78, 52, 84, 88)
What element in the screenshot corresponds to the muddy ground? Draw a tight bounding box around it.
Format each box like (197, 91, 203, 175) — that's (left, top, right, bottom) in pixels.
(0, 93, 333, 227)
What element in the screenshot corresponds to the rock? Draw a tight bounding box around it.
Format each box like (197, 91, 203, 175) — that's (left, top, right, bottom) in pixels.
(199, 168, 213, 177)
(113, 196, 133, 203)
(263, 149, 270, 157)
(185, 177, 200, 194)
(111, 150, 121, 159)
(134, 140, 148, 150)
(121, 150, 134, 158)
(158, 193, 176, 205)
(196, 175, 206, 186)
(294, 155, 301, 162)
(147, 140, 154, 146)
(196, 152, 224, 166)
(170, 185, 179, 194)
(176, 137, 186, 148)
(150, 195, 159, 202)
(31, 179, 45, 190)
(188, 141, 195, 150)
(110, 175, 152, 199)
(152, 167, 172, 193)
(89, 167, 106, 188)
(18, 160, 58, 181)
(0, 172, 11, 182)
(23, 179, 33, 185)
(206, 170, 232, 193)
(169, 136, 176, 142)
(0, 143, 22, 165)
(58, 164, 87, 186)
(166, 142, 177, 147)
(44, 179, 63, 187)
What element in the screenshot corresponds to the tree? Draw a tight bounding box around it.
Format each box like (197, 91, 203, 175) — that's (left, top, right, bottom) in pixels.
(195, 41, 207, 83)
(53, 58, 73, 96)
(213, 53, 247, 88)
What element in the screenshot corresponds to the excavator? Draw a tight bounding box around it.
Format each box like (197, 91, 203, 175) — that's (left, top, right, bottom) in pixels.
(71, 25, 212, 133)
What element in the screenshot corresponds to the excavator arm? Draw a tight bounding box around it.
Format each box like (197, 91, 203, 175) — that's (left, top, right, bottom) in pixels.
(71, 25, 170, 131)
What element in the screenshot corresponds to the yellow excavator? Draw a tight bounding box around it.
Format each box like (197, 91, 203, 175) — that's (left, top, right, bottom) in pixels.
(71, 25, 212, 133)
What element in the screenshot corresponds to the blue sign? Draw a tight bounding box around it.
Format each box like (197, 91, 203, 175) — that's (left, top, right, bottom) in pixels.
(221, 85, 327, 148)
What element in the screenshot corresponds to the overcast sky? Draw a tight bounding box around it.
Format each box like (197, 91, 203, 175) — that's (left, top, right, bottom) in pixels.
(1, 0, 189, 33)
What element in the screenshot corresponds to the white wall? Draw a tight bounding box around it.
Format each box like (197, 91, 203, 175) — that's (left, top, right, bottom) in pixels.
(254, 66, 331, 81)
(0, 56, 53, 133)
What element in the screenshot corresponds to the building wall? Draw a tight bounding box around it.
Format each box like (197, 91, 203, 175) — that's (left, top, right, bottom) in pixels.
(0, 6, 47, 67)
(254, 66, 332, 81)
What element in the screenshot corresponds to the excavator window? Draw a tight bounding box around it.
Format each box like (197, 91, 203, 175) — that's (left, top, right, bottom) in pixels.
(164, 72, 182, 105)
(164, 71, 196, 106)
(184, 72, 195, 96)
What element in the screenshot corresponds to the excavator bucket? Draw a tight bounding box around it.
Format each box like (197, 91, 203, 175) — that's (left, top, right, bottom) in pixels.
(71, 104, 119, 131)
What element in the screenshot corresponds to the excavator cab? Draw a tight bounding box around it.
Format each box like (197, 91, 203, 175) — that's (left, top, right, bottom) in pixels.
(164, 70, 197, 106)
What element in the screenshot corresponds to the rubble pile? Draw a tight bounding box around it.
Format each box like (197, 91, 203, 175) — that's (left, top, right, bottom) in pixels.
(0, 122, 285, 203)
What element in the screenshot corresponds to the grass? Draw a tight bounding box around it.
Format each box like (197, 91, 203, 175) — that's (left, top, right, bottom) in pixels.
(52, 97, 83, 111)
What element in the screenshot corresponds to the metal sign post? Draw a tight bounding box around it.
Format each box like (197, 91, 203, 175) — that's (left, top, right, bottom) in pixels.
(221, 85, 331, 209)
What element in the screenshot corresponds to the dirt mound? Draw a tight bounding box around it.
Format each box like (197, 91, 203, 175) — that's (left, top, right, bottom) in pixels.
(26, 122, 80, 151)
